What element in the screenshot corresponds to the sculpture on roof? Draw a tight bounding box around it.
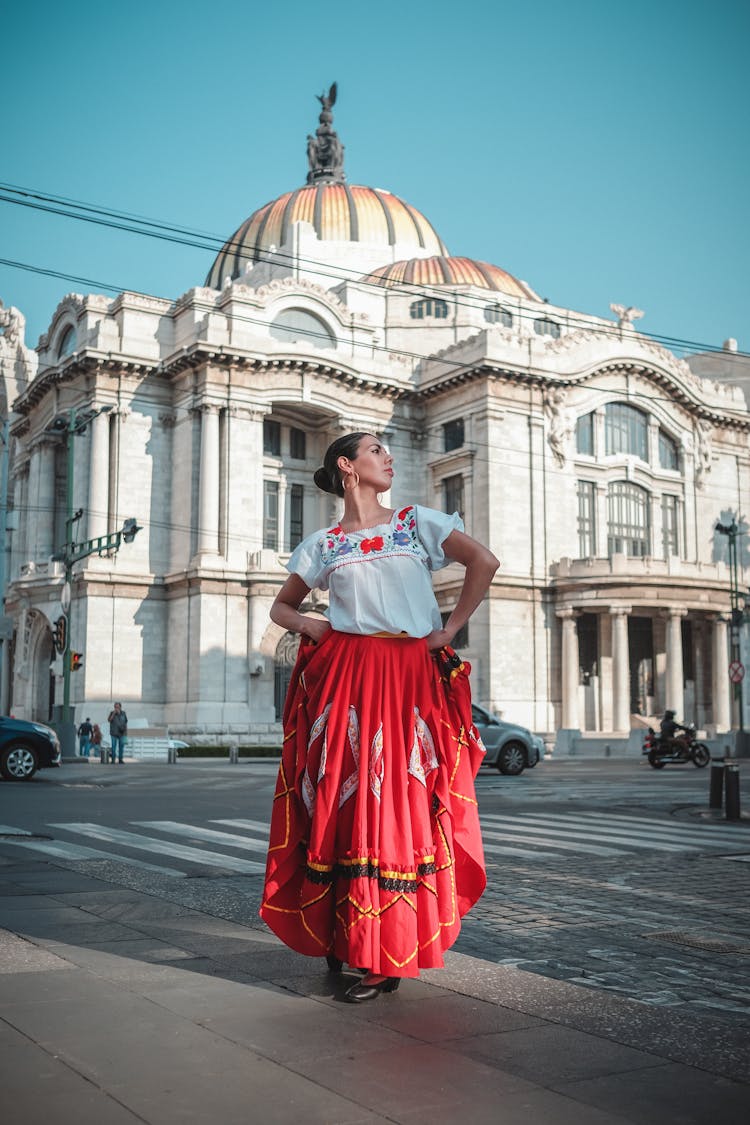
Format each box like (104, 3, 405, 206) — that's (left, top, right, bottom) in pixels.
(306, 83, 346, 185)
(544, 385, 574, 468)
(610, 303, 644, 330)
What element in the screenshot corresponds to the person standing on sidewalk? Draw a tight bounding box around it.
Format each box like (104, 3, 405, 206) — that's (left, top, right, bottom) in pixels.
(77, 717, 93, 758)
(261, 433, 496, 1002)
(107, 703, 128, 764)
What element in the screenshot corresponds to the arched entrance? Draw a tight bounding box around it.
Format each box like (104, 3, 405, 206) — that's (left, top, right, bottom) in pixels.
(274, 631, 301, 721)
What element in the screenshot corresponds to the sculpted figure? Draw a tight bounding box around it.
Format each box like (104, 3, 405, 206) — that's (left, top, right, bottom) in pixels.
(544, 386, 573, 468)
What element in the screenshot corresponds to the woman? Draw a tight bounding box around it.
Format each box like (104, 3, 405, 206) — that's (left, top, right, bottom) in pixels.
(260, 432, 499, 1002)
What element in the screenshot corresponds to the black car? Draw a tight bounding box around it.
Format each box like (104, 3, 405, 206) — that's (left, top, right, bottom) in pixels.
(0, 716, 62, 781)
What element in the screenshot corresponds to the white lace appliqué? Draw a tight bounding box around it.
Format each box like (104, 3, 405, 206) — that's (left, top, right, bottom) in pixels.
(408, 707, 439, 787)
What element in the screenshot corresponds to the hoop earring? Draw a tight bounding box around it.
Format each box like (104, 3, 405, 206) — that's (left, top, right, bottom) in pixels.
(343, 471, 360, 492)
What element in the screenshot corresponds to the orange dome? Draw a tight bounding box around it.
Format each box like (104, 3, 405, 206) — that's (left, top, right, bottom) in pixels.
(206, 184, 448, 289)
(364, 256, 538, 299)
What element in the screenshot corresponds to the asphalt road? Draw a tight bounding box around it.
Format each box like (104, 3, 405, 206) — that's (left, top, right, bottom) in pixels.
(2, 756, 749, 1026)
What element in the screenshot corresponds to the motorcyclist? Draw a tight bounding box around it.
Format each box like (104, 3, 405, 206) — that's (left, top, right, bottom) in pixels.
(659, 710, 688, 756)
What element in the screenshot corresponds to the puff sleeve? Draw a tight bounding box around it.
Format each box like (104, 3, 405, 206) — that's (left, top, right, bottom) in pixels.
(286, 532, 329, 590)
(414, 505, 464, 570)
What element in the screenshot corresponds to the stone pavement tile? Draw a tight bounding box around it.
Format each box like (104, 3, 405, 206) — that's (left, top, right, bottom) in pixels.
(335, 989, 547, 1043)
(143, 975, 417, 1063)
(7, 870, 112, 893)
(30, 920, 146, 945)
(0, 893, 70, 911)
(428, 954, 750, 1083)
(0, 903, 99, 928)
(292, 1040, 629, 1125)
(29, 941, 256, 986)
(0, 1021, 143, 1125)
(0, 967, 389, 1125)
(0, 929, 72, 974)
(448, 1024, 665, 1085)
(555, 1062, 750, 1125)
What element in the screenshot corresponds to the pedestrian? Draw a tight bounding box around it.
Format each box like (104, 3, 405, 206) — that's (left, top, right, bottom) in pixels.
(77, 716, 93, 758)
(107, 702, 128, 764)
(260, 432, 498, 1002)
(91, 723, 103, 763)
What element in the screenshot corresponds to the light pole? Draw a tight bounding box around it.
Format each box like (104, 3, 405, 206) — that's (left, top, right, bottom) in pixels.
(715, 520, 749, 745)
(49, 406, 142, 754)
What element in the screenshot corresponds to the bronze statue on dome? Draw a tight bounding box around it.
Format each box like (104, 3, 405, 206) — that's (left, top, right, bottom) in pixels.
(306, 83, 346, 185)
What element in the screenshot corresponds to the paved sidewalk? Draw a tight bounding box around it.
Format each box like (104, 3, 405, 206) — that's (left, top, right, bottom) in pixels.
(1, 854, 749, 1124)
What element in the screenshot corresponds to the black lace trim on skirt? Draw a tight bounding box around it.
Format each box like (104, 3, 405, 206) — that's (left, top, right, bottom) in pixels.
(306, 859, 437, 893)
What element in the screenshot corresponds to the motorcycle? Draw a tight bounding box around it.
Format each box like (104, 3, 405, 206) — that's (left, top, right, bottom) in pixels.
(642, 724, 710, 769)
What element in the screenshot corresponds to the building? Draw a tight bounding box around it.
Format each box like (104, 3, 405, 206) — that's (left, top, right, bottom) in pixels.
(1, 91, 748, 746)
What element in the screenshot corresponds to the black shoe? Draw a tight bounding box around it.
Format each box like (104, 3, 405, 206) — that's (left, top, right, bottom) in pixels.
(345, 977, 400, 1003)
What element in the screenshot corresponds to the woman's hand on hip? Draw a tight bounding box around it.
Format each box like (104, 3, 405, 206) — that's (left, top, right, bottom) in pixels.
(301, 617, 332, 644)
(424, 627, 454, 652)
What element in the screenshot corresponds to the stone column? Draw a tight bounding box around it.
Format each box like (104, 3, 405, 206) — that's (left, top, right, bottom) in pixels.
(610, 607, 631, 731)
(32, 440, 56, 559)
(664, 608, 687, 717)
(197, 405, 220, 556)
(712, 614, 731, 732)
(557, 608, 580, 729)
(88, 410, 110, 541)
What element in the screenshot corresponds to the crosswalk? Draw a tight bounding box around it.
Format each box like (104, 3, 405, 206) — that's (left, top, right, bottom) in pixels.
(1, 808, 748, 878)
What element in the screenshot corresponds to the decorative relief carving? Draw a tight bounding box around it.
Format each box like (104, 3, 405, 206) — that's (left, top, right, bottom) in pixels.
(610, 303, 644, 329)
(543, 385, 574, 468)
(694, 419, 713, 488)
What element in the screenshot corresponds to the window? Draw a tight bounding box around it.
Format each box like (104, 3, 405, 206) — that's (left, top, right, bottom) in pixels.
(484, 304, 513, 327)
(605, 403, 648, 461)
(270, 308, 336, 349)
(577, 481, 596, 558)
(289, 426, 306, 460)
(607, 481, 650, 557)
(410, 298, 449, 319)
(534, 317, 560, 338)
(443, 474, 464, 519)
(441, 611, 469, 649)
(57, 325, 76, 358)
(658, 429, 679, 471)
(289, 484, 304, 550)
(661, 495, 681, 557)
(263, 480, 279, 549)
(443, 418, 464, 452)
(576, 413, 594, 456)
(263, 419, 281, 456)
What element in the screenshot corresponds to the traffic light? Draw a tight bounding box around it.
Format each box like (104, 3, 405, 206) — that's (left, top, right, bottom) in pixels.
(70, 651, 84, 672)
(53, 615, 67, 654)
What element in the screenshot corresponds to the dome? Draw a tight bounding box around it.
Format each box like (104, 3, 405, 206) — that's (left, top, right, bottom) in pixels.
(364, 256, 539, 300)
(206, 184, 448, 290)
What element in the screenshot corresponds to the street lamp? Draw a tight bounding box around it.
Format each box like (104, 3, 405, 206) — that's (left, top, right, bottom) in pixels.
(47, 406, 142, 754)
(715, 519, 749, 740)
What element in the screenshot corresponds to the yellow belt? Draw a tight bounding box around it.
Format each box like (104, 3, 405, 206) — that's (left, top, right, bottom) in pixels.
(369, 631, 411, 639)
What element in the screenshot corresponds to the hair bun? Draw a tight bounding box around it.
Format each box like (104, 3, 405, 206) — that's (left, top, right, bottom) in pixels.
(313, 467, 335, 494)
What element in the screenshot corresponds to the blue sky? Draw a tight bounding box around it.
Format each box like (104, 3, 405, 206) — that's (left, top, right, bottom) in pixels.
(1, 0, 748, 353)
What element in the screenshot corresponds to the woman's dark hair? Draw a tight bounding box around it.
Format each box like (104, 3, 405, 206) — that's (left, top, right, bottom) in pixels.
(313, 432, 371, 497)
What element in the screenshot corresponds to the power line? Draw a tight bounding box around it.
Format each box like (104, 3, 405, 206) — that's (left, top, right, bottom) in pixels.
(0, 180, 745, 360)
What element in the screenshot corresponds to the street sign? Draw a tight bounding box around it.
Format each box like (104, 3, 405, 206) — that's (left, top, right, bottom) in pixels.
(728, 660, 745, 684)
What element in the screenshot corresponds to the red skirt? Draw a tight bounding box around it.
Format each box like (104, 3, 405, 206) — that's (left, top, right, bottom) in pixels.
(260, 631, 486, 977)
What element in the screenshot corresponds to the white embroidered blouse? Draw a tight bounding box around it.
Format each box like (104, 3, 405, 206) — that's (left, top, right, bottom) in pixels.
(286, 504, 463, 637)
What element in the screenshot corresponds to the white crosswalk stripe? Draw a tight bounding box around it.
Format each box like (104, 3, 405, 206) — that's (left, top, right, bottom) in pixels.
(2, 807, 747, 876)
(47, 823, 265, 874)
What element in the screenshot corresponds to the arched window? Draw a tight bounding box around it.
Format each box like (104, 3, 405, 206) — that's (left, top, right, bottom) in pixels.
(57, 325, 76, 358)
(576, 412, 594, 455)
(484, 303, 513, 327)
(658, 429, 679, 471)
(270, 308, 336, 349)
(607, 481, 650, 557)
(605, 403, 648, 461)
(534, 317, 560, 338)
(410, 298, 449, 320)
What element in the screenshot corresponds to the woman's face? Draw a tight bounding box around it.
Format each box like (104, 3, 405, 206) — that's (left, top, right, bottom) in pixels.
(341, 434, 394, 491)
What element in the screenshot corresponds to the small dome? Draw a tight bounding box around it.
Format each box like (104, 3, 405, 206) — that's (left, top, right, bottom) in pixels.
(364, 256, 539, 300)
(206, 185, 448, 289)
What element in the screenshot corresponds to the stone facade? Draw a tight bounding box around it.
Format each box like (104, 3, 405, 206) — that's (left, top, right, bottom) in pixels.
(2, 148, 749, 744)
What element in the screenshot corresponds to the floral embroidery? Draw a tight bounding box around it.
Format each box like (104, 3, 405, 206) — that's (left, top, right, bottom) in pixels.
(320, 506, 421, 567)
(369, 724, 384, 801)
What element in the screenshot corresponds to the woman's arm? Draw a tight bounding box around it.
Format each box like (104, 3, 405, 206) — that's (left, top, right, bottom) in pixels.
(270, 574, 331, 643)
(423, 529, 500, 651)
